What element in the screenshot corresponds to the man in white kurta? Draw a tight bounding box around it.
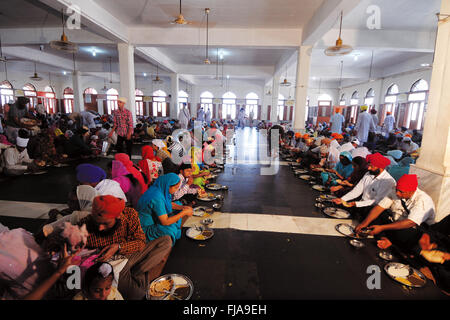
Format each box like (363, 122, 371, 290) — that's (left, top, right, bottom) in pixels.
(354, 106, 376, 143)
(179, 104, 190, 130)
(383, 112, 395, 138)
(205, 108, 212, 125)
(0, 137, 35, 176)
(197, 107, 205, 122)
(237, 108, 246, 128)
(329, 110, 345, 134)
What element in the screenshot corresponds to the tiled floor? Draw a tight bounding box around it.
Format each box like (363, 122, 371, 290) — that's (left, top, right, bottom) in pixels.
(0, 127, 447, 299)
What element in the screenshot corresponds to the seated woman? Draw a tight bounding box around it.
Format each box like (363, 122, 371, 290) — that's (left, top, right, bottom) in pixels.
(115, 153, 148, 194)
(108, 160, 142, 209)
(73, 262, 124, 300)
(138, 145, 162, 185)
(137, 173, 193, 246)
(330, 156, 368, 197)
(320, 151, 353, 187)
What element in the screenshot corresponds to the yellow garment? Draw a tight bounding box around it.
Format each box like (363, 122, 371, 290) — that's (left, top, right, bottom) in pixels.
(73, 286, 124, 300)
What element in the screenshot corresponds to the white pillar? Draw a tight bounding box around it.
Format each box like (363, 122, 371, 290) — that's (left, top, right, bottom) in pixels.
(271, 75, 280, 123)
(191, 85, 198, 118)
(72, 71, 84, 113)
(293, 46, 311, 131)
(170, 73, 179, 119)
(117, 43, 136, 123)
(409, 1, 450, 222)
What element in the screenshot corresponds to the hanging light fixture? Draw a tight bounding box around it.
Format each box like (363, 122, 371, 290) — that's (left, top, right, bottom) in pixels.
(324, 10, 353, 56)
(204, 8, 211, 64)
(49, 9, 78, 53)
(368, 50, 375, 82)
(0, 35, 6, 62)
(30, 61, 42, 81)
(171, 0, 192, 25)
(338, 60, 344, 90)
(280, 65, 291, 87)
(109, 56, 113, 84)
(153, 64, 164, 84)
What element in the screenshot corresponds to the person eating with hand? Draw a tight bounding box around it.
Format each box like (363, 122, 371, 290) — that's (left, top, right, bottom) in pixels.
(355, 174, 435, 253)
(332, 153, 396, 220)
(78, 195, 172, 300)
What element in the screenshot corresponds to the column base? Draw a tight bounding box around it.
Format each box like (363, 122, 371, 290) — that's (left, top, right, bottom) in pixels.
(409, 164, 450, 222)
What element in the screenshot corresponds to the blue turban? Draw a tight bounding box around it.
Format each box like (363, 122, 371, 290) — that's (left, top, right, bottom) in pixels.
(387, 150, 403, 160)
(76, 164, 106, 183)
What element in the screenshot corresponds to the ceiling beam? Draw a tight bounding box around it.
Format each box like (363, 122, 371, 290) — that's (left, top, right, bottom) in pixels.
(129, 27, 302, 48)
(302, 0, 361, 46)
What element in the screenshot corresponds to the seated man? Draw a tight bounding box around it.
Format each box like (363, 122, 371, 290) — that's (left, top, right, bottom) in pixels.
(355, 174, 435, 253)
(333, 153, 396, 219)
(0, 129, 44, 176)
(78, 195, 172, 300)
(401, 136, 419, 156)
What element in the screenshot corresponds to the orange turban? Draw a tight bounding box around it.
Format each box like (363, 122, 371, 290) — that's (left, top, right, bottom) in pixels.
(92, 195, 125, 219)
(386, 112, 392, 115)
(303, 134, 310, 139)
(366, 153, 391, 169)
(404, 134, 412, 138)
(397, 174, 418, 192)
(295, 132, 302, 139)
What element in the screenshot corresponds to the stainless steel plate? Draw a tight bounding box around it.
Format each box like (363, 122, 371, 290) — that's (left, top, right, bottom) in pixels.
(320, 194, 336, 200)
(349, 239, 365, 248)
(146, 274, 194, 300)
(193, 206, 210, 217)
(299, 175, 312, 180)
(379, 251, 394, 261)
(294, 169, 309, 174)
(323, 207, 351, 219)
(384, 262, 427, 288)
(206, 183, 222, 190)
(315, 202, 326, 208)
(335, 223, 368, 239)
(186, 225, 215, 241)
(197, 194, 216, 202)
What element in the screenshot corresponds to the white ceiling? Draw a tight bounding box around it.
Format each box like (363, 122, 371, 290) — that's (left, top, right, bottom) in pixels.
(0, 0, 62, 28)
(342, 0, 441, 31)
(92, 0, 325, 28)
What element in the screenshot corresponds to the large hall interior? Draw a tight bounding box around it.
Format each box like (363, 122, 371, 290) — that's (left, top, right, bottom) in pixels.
(0, 0, 449, 302)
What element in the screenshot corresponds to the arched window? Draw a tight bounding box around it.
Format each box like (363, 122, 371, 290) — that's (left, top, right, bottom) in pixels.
(178, 90, 189, 115)
(106, 88, 118, 115)
(152, 90, 167, 117)
(382, 84, 399, 124)
(407, 79, 429, 130)
(364, 88, 375, 106)
(63, 87, 74, 113)
(200, 91, 213, 116)
(349, 91, 359, 123)
(0, 81, 14, 109)
(23, 83, 37, 108)
(222, 92, 236, 120)
(44, 86, 56, 114)
(135, 89, 144, 116)
(339, 94, 346, 106)
(318, 94, 332, 118)
(84, 87, 98, 95)
(277, 94, 285, 121)
(245, 92, 258, 120)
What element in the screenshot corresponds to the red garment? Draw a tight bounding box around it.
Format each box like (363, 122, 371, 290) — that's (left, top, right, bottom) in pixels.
(113, 108, 133, 137)
(366, 153, 391, 169)
(115, 153, 148, 194)
(397, 174, 418, 192)
(138, 146, 161, 183)
(92, 195, 125, 219)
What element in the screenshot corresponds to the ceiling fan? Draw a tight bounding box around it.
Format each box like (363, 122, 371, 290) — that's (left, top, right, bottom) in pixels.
(204, 8, 211, 64)
(324, 10, 353, 56)
(49, 9, 78, 53)
(30, 61, 43, 81)
(153, 64, 163, 84)
(280, 65, 291, 87)
(170, 0, 192, 25)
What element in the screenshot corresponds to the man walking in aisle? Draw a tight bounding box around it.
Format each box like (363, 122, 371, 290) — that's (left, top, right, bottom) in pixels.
(109, 97, 134, 158)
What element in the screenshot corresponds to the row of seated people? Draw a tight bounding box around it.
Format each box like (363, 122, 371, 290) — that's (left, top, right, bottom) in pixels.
(280, 129, 449, 295)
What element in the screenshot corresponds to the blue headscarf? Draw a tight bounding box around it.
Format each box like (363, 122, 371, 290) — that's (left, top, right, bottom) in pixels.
(149, 173, 180, 213)
(387, 150, 403, 160)
(334, 151, 354, 179)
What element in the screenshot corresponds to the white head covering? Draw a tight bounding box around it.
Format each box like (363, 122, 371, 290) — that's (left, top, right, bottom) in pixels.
(118, 97, 127, 104)
(16, 137, 29, 148)
(152, 139, 165, 149)
(94, 179, 127, 201)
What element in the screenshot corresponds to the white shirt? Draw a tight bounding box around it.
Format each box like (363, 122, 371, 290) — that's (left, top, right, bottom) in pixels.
(179, 107, 190, 129)
(0, 147, 33, 171)
(342, 170, 396, 207)
(354, 111, 376, 143)
(338, 142, 355, 153)
(81, 111, 97, 129)
(378, 188, 435, 226)
(330, 113, 345, 133)
(383, 115, 395, 136)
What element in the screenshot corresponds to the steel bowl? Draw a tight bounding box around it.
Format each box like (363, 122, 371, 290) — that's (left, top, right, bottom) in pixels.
(349, 239, 365, 248)
(212, 203, 222, 210)
(215, 194, 224, 201)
